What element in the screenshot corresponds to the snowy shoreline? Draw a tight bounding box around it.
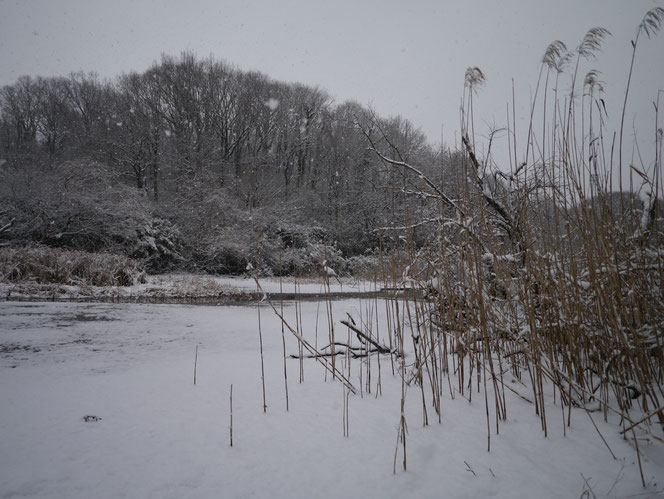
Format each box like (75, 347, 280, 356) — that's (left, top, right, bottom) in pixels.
(1, 274, 391, 305)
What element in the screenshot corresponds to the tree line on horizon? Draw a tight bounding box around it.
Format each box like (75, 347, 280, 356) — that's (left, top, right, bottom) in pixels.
(0, 52, 455, 274)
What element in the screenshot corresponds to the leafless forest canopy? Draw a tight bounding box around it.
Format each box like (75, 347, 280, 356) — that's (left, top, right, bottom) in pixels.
(0, 52, 451, 275)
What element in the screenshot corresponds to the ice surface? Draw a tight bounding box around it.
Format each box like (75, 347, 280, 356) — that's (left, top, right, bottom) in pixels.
(1, 300, 662, 498)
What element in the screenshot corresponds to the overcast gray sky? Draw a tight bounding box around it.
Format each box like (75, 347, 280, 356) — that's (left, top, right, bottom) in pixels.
(1, 0, 663, 169)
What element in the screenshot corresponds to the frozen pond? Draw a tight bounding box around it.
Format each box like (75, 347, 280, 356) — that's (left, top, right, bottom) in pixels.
(1, 300, 662, 498)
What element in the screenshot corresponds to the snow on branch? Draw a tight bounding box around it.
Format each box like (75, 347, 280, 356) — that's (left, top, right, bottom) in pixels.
(366, 146, 465, 217)
(461, 134, 520, 241)
(0, 218, 15, 235)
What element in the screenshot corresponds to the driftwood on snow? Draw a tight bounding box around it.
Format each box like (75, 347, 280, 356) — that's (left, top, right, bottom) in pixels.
(340, 319, 394, 354)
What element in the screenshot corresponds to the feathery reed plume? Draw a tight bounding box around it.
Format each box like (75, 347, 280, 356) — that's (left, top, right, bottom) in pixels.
(639, 7, 664, 38)
(542, 40, 570, 73)
(620, 7, 664, 200)
(577, 27, 611, 59)
(464, 67, 486, 92)
(583, 70, 604, 94)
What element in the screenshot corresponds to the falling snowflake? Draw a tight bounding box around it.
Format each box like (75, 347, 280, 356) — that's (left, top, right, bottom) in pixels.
(265, 98, 279, 111)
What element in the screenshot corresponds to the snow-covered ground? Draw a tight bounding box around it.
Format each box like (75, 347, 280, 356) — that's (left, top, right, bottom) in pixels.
(1, 298, 662, 498)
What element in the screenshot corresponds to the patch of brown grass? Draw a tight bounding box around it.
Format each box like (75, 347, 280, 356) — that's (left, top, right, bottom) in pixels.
(0, 246, 146, 287)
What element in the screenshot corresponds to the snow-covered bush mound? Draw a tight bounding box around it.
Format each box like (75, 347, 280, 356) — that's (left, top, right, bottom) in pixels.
(130, 218, 182, 272)
(0, 160, 183, 273)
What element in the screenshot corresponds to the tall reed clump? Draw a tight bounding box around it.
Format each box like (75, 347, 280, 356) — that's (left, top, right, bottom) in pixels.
(365, 7, 664, 472)
(0, 245, 146, 286)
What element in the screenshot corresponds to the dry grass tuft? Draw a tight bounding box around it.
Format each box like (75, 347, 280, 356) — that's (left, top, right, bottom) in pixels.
(0, 246, 146, 286)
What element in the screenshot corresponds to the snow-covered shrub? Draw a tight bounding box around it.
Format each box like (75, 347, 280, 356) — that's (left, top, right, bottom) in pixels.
(0, 159, 183, 272)
(345, 251, 381, 278)
(130, 218, 182, 272)
(270, 223, 346, 276)
(191, 231, 250, 275)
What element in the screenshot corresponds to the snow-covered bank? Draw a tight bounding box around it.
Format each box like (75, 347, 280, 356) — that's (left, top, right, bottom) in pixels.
(1, 274, 379, 304)
(1, 300, 663, 498)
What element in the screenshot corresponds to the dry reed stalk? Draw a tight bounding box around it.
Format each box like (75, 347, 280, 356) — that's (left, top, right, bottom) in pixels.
(279, 253, 289, 411)
(374, 284, 384, 396)
(322, 240, 337, 381)
(257, 281, 267, 413)
(249, 273, 357, 394)
(193, 344, 198, 386)
(293, 278, 304, 383)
